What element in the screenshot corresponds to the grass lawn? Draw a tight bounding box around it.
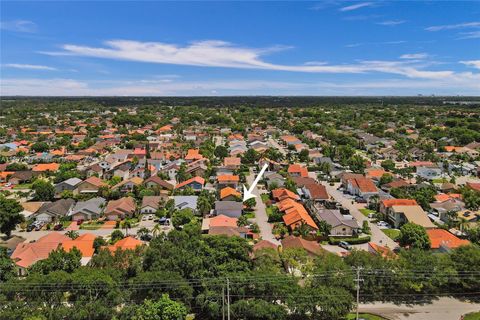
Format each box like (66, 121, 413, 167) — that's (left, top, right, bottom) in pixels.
(432, 178, 448, 183)
(244, 211, 255, 219)
(261, 193, 270, 203)
(359, 208, 375, 217)
(13, 183, 32, 189)
(80, 223, 103, 230)
(62, 221, 71, 228)
(382, 228, 401, 241)
(346, 313, 387, 320)
(464, 312, 480, 320)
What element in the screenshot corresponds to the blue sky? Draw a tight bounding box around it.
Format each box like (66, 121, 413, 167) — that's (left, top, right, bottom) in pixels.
(1, 1, 479, 96)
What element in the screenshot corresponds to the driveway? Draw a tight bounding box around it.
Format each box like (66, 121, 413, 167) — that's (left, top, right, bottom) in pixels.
(246, 169, 280, 245)
(324, 182, 398, 249)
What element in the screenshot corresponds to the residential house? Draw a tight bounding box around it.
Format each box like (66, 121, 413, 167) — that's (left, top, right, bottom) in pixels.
(264, 172, 285, 189)
(112, 176, 143, 192)
(144, 175, 174, 191)
(106, 237, 143, 253)
(174, 176, 205, 192)
(55, 177, 82, 194)
(34, 199, 75, 223)
(272, 188, 300, 201)
(75, 176, 107, 194)
(346, 176, 378, 199)
(416, 164, 443, 181)
(279, 198, 318, 231)
(224, 157, 241, 170)
(173, 195, 198, 212)
(315, 209, 360, 236)
(8, 170, 37, 185)
(426, 229, 470, 252)
(68, 197, 106, 221)
(220, 187, 241, 201)
(11, 232, 70, 275)
(140, 196, 163, 214)
(214, 201, 243, 218)
(217, 174, 240, 189)
(185, 149, 203, 163)
(104, 197, 136, 220)
(61, 233, 96, 265)
(389, 205, 436, 229)
(281, 235, 322, 256)
(287, 164, 309, 178)
(32, 163, 60, 173)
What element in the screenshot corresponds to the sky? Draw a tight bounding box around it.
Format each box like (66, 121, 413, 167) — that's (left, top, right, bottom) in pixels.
(1, 1, 480, 96)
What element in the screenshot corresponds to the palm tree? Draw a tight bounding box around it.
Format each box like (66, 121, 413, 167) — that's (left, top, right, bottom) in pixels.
(293, 222, 312, 238)
(137, 227, 150, 241)
(121, 219, 132, 236)
(66, 230, 79, 240)
(197, 195, 212, 216)
(152, 223, 163, 238)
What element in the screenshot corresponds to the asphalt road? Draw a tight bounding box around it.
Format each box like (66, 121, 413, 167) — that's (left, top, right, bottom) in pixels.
(359, 297, 480, 320)
(324, 182, 398, 249)
(246, 169, 280, 245)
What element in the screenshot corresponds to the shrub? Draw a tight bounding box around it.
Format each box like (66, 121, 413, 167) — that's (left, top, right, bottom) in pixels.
(328, 235, 371, 245)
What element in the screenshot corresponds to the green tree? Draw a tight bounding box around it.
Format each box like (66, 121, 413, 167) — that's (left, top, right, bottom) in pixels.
(0, 247, 15, 282)
(30, 142, 49, 152)
(30, 247, 81, 274)
(0, 196, 24, 237)
(93, 236, 107, 253)
(399, 223, 431, 250)
(244, 197, 256, 210)
(110, 229, 125, 244)
(32, 179, 55, 201)
(171, 209, 194, 229)
(65, 230, 79, 240)
(381, 159, 395, 171)
(214, 145, 228, 159)
(237, 215, 249, 227)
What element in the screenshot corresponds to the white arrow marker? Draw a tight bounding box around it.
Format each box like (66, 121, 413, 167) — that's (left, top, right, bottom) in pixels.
(243, 163, 269, 202)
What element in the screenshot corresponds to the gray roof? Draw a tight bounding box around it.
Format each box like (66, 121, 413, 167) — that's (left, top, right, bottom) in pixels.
(316, 209, 359, 229)
(38, 199, 75, 218)
(215, 201, 243, 211)
(69, 197, 106, 216)
(174, 196, 198, 210)
(57, 177, 83, 187)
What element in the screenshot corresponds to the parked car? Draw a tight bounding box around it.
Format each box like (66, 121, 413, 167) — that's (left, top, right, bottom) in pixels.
(148, 214, 154, 220)
(34, 222, 45, 231)
(26, 224, 35, 232)
(76, 219, 84, 225)
(355, 197, 367, 203)
(142, 215, 148, 221)
(377, 221, 390, 229)
(338, 241, 352, 250)
(53, 224, 64, 231)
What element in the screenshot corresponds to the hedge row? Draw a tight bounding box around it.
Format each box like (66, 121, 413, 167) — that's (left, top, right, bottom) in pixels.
(328, 235, 371, 245)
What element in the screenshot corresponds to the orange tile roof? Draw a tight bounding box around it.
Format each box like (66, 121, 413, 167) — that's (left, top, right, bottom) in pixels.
(272, 188, 300, 201)
(280, 199, 317, 230)
(366, 169, 388, 179)
(224, 157, 241, 167)
(349, 177, 377, 193)
(467, 182, 480, 192)
(288, 164, 309, 178)
(83, 176, 107, 188)
(32, 163, 60, 172)
(434, 193, 451, 202)
(61, 233, 96, 257)
(426, 229, 470, 249)
(381, 199, 418, 207)
(0, 171, 15, 179)
(220, 187, 241, 199)
(106, 236, 143, 252)
(174, 176, 205, 189)
(217, 175, 240, 183)
(209, 214, 238, 228)
(185, 149, 203, 160)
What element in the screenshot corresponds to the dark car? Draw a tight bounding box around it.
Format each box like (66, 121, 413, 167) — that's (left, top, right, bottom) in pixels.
(53, 224, 64, 231)
(76, 219, 84, 225)
(26, 224, 35, 232)
(355, 197, 367, 203)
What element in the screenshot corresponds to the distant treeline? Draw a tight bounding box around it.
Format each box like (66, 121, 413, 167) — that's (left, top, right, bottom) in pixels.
(2, 96, 480, 109)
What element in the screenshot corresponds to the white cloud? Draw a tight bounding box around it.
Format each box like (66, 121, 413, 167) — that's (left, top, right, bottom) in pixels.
(400, 53, 429, 59)
(2, 76, 479, 96)
(339, 2, 374, 12)
(377, 20, 406, 26)
(425, 21, 480, 31)
(2, 63, 57, 71)
(0, 20, 37, 33)
(457, 31, 480, 39)
(460, 60, 480, 70)
(40, 39, 473, 81)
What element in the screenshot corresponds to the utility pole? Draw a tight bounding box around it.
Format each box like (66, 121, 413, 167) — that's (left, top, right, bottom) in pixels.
(226, 278, 231, 320)
(223, 285, 226, 320)
(354, 267, 363, 320)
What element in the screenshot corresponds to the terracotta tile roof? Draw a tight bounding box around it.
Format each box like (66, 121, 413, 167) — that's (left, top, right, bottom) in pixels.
(217, 175, 240, 183)
(279, 199, 318, 230)
(144, 176, 174, 190)
(174, 176, 205, 189)
(408, 161, 434, 167)
(272, 188, 300, 201)
(185, 149, 203, 161)
(253, 240, 278, 252)
(303, 183, 329, 200)
(288, 164, 309, 178)
(83, 176, 107, 188)
(467, 182, 480, 192)
(282, 236, 322, 256)
(349, 177, 377, 193)
(106, 236, 143, 252)
(32, 163, 60, 172)
(11, 232, 70, 268)
(61, 233, 96, 257)
(220, 187, 241, 199)
(366, 169, 388, 179)
(381, 199, 418, 207)
(224, 157, 241, 167)
(105, 197, 136, 215)
(427, 229, 470, 249)
(208, 214, 238, 228)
